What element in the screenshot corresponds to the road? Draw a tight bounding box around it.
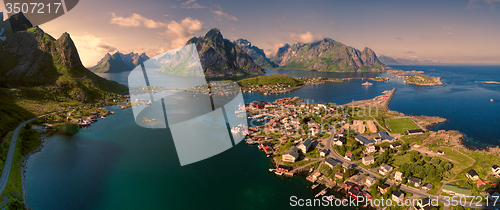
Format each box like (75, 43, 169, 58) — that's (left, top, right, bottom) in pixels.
(0, 115, 47, 195)
(326, 128, 500, 209)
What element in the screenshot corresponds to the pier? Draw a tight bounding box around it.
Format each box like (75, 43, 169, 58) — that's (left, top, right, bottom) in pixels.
(382, 88, 396, 110)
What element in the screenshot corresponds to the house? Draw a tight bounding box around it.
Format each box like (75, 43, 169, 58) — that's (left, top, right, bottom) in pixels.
(407, 176, 422, 187)
(344, 152, 353, 161)
(282, 147, 299, 162)
(344, 181, 360, 190)
(379, 131, 395, 141)
(277, 165, 292, 172)
(379, 163, 394, 176)
(422, 183, 433, 191)
(342, 162, 354, 172)
(392, 190, 404, 202)
(334, 136, 346, 146)
(466, 170, 479, 180)
(442, 184, 470, 197)
(366, 120, 378, 133)
(320, 149, 329, 157)
(390, 143, 401, 149)
(394, 171, 404, 182)
(365, 176, 376, 187)
(250, 100, 266, 109)
(366, 145, 376, 154)
(362, 156, 375, 165)
(347, 188, 363, 199)
(298, 138, 312, 153)
(335, 172, 344, 180)
(407, 129, 425, 135)
(312, 172, 322, 179)
(414, 198, 434, 210)
(492, 165, 500, 175)
(477, 179, 490, 187)
(325, 157, 340, 169)
(486, 188, 500, 200)
(378, 184, 390, 194)
(437, 150, 444, 155)
(355, 135, 375, 145)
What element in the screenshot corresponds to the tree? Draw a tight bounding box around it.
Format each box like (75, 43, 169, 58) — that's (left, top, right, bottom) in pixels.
(431, 157, 441, 165)
(401, 143, 410, 151)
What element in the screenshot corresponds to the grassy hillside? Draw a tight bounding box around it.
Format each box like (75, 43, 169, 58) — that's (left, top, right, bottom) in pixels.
(237, 74, 303, 87)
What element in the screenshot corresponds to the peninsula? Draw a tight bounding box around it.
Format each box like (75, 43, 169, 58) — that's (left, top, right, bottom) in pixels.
(475, 81, 500, 85)
(241, 88, 500, 209)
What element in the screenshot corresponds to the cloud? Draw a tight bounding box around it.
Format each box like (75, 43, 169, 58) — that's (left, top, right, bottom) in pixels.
(72, 34, 117, 66)
(110, 13, 167, 28)
(178, 0, 207, 9)
(286, 29, 323, 43)
(467, 0, 500, 9)
(264, 42, 286, 57)
(210, 6, 239, 21)
(158, 17, 205, 49)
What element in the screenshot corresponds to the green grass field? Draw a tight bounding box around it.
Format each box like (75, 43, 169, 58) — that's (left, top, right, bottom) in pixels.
(385, 118, 420, 134)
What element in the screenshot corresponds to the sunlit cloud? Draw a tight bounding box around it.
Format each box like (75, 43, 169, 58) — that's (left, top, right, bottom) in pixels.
(264, 41, 285, 57)
(72, 34, 117, 66)
(286, 29, 323, 43)
(110, 13, 167, 28)
(467, 0, 500, 9)
(172, 0, 207, 9)
(210, 6, 239, 21)
(158, 17, 205, 49)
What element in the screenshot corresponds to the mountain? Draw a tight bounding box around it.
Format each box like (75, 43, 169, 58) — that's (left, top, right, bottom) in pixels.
(378, 55, 436, 65)
(271, 38, 386, 72)
(7, 12, 32, 33)
(0, 16, 126, 102)
(90, 52, 149, 73)
(184, 28, 265, 77)
(232, 39, 277, 69)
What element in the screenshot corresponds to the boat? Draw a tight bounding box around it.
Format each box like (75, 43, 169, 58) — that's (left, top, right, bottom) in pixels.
(274, 170, 284, 176)
(237, 113, 247, 118)
(269, 168, 275, 172)
(235, 103, 246, 114)
(362, 81, 373, 86)
(78, 119, 91, 127)
(315, 188, 328, 198)
(491, 99, 494, 102)
(309, 167, 315, 173)
(231, 123, 249, 135)
(326, 195, 337, 201)
(311, 183, 320, 189)
(101, 116, 105, 119)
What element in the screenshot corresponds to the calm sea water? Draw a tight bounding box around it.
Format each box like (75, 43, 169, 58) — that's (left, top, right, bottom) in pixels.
(25, 66, 500, 210)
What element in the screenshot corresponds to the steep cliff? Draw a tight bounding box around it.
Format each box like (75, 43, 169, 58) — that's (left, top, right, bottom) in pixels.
(232, 39, 276, 69)
(271, 38, 386, 72)
(184, 28, 265, 77)
(90, 51, 149, 73)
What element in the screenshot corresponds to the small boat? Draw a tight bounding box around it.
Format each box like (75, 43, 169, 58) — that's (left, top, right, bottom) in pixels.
(269, 168, 275, 172)
(78, 119, 91, 127)
(101, 116, 105, 119)
(362, 81, 373, 86)
(274, 171, 284, 176)
(315, 188, 328, 198)
(311, 183, 320, 189)
(491, 99, 494, 102)
(326, 195, 337, 201)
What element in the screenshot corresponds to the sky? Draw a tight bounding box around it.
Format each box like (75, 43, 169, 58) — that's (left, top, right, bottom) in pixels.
(2, 0, 500, 66)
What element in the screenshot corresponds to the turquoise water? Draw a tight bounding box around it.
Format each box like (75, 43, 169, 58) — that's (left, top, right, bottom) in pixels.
(25, 66, 500, 209)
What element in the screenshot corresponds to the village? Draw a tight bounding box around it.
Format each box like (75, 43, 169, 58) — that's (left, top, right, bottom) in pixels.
(242, 90, 500, 210)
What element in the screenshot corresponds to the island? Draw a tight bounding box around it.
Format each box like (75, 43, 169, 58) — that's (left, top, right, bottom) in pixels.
(475, 81, 500, 85)
(404, 74, 443, 86)
(237, 74, 346, 94)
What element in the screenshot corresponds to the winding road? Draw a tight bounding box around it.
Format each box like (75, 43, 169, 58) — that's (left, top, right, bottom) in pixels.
(0, 115, 47, 195)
